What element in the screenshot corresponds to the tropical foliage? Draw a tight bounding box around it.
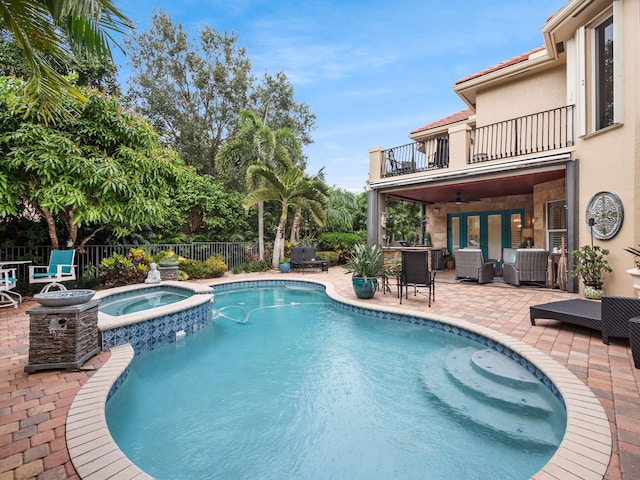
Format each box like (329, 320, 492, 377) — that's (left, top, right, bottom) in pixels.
(0, 77, 186, 250)
(179, 256, 227, 279)
(0, 0, 132, 120)
(570, 245, 612, 287)
(100, 248, 152, 287)
(243, 161, 328, 268)
(342, 244, 385, 279)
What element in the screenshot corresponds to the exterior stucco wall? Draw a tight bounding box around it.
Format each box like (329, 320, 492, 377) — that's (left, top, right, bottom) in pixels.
(569, 0, 640, 297)
(475, 65, 567, 127)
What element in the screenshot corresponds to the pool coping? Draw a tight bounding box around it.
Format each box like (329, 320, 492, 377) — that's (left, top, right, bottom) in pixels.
(67, 277, 612, 480)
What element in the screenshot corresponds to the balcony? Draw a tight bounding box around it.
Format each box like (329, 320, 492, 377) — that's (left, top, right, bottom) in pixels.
(469, 105, 574, 164)
(380, 105, 574, 178)
(382, 136, 449, 178)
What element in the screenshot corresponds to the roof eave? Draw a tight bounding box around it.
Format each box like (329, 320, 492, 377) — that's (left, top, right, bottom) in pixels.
(409, 114, 476, 141)
(452, 52, 555, 108)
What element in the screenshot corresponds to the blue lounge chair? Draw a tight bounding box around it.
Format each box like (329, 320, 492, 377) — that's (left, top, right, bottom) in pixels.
(28, 250, 76, 292)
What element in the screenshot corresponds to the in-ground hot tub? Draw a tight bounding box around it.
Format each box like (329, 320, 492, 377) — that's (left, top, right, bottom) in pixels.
(95, 281, 214, 353)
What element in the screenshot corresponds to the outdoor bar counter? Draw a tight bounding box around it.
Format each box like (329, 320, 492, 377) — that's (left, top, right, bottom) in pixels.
(383, 246, 446, 271)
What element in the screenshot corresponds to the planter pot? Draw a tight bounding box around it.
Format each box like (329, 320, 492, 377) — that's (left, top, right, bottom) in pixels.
(279, 262, 291, 273)
(583, 285, 604, 300)
(352, 276, 378, 299)
(627, 268, 640, 297)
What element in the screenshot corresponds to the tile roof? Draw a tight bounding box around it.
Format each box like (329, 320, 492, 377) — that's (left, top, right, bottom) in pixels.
(410, 108, 474, 135)
(455, 46, 547, 85)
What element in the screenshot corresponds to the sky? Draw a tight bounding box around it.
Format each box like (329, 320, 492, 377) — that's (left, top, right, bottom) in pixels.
(114, 0, 568, 193)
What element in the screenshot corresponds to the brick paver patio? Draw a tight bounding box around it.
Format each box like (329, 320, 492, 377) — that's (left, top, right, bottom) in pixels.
(1, 268, 639, 479)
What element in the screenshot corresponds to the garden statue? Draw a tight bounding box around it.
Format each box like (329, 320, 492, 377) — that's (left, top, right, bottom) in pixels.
(145, 263, 162, 283)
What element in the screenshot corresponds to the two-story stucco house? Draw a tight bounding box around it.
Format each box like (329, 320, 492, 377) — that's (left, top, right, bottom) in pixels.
(367, 0, 638, 296)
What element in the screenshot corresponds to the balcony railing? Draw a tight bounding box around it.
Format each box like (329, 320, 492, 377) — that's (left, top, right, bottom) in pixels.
(382, 136, 449, 177)
(468, 105, 574, 163)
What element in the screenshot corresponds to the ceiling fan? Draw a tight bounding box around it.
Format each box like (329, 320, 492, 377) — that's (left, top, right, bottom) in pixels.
(451, 192, 480, 204)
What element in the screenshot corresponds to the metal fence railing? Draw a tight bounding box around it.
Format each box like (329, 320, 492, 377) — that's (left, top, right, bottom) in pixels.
(382, 136, 449, 177)
(0, 242, 259, 281)
(468, 105, 574, 163)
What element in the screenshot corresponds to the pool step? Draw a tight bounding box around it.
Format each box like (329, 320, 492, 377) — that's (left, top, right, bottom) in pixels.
(420, 348, 564, 449)
(444, 348, 553, 415)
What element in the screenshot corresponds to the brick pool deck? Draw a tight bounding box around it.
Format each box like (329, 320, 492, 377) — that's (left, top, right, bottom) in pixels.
(1, 268, 639, 479)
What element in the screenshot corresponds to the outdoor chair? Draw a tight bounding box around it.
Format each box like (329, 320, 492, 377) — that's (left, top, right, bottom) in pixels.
(453, 249, 495, 284)
(28, 249, 76, 292)
(0, 268, 21, 308)
(530, 295, 640, 345)
(399, 250, 436, 307)
(290, 247, 328, 273)
(503, 249, 548, 286)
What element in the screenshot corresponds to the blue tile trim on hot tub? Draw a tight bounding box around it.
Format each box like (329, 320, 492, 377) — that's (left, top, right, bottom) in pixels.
(101, 301, 212, 354)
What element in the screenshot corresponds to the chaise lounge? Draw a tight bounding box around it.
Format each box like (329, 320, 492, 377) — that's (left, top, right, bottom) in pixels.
(530, 295, 640, 345)
(290, 247, 328, 273)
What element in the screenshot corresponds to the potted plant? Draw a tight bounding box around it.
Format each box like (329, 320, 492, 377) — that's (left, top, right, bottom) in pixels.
(570, 245, 612, 299)
(342, 244, 385, 299)
(279, 257, 291, 273)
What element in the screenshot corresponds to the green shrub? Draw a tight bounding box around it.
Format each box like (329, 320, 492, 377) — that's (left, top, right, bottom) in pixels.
(318, 232, 362, 252)
(232, 260, 271, 274)
(317, 251, 339, 266)
(180, 256, 227, 279)
(100, 248, 152, 287)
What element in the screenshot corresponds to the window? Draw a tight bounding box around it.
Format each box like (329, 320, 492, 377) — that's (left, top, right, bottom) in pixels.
(595, 16, 614, 130)
(547, 200, 567, 251)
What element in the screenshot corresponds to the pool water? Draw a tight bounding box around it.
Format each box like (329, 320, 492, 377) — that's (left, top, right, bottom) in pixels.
(99, 287, 192, 316)
(105, 285, 565, 480)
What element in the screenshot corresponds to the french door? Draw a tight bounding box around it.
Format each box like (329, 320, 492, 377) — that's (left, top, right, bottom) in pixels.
(448, 209, 524, 263)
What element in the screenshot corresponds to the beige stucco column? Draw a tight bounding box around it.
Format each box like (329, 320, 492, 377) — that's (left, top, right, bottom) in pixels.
(447, 124, 471, 170)
(369, 146, 385, 182)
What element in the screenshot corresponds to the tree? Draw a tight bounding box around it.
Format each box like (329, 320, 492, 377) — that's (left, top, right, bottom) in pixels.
(169, 167, 248, 240)
(124, 9, 253, 175)
(325, 187, 359, 231)
(288, 168, 328, 244)
(0, 76, 186, 250)
(124, 10, 316, 178)
(217, 110, 303, 260)
(243, 162, 327, 268)
(0, 0, 132, 120)
(251, 71, 316, 148)
(0, 28, 121, 94)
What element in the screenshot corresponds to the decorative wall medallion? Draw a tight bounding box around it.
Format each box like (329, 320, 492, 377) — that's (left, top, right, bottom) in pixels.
(586, 191, 624, 240)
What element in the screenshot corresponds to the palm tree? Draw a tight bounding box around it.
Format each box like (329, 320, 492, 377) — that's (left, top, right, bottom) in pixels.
(1, 0, 132, 120)
(325, 187, 358, 231)
(289, 168, 328, 243)
(244, 162, 327, 269)
(217, 110, 302, 260)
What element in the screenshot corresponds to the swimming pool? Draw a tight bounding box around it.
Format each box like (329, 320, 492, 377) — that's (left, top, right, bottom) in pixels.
(105, 284, 565, 479)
